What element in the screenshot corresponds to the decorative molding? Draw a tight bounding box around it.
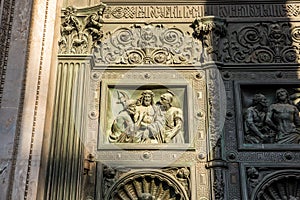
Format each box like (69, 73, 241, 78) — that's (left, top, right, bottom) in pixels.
(23, 0, 49, 199)
(213, 169, 225, 200)
(96, 24, 201, 65)
(206, 67, 226, 152)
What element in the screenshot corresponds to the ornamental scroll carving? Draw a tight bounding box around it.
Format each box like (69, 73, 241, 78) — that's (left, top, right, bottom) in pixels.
(231, 22, 299, 63)
(191, 20, 300, 64)
(58, 3, 106, 54)
(95, 24, 201, 65)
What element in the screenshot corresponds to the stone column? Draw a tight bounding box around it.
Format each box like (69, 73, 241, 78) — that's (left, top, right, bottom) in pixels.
(45, 55, 91, 200)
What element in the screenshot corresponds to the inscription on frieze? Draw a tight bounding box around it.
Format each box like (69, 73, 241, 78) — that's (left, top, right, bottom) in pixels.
(103, 4, 300, 20)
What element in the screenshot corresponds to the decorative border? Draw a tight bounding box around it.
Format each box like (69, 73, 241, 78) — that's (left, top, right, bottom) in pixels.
(22, 0, 50, 199)
(0, 0, 15, 105)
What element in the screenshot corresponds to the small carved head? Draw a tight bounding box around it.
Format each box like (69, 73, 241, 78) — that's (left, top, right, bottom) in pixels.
(98, 2, 106, 15)
(103, 166, 116, 179)
(125, 99, 137, 115)
(138, 90, 154, 106)
(247, 167, 259, 179)
(275, 88, 289, 103)
(252, 93, 267, 107)
(160, 90, 175, 106)
(177, 167, 190, 179)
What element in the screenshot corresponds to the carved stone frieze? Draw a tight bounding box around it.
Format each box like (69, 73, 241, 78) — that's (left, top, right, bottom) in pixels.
(95, 24, 201, 65)
(58, 3, 106, 54)
(191, 20, 300, 64)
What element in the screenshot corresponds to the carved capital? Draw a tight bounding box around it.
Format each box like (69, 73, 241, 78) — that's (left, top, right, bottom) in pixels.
(58, 3, 106, 54)
(191, 17, 228, 62)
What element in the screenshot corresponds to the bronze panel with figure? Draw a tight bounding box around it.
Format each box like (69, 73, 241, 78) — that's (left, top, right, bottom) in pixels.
(241, 84, 300, 145)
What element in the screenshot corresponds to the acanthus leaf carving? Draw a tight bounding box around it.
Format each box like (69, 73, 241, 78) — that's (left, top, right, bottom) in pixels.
(58, 3, 106, 54)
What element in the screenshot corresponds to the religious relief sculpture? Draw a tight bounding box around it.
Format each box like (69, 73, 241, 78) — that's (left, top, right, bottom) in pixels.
(266, 88, 300, 144)
(244, 88, 300, 144)
(108, 90, 184, 144)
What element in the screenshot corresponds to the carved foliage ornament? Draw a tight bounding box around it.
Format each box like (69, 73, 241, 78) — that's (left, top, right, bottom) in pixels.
(96, 24, 201, 65)
(58, 3, 106, 54)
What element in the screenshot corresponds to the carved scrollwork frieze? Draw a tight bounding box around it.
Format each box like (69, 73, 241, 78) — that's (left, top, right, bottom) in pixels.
(230, 22, 299, 63)
(96, 24, 201, 65)
(191, 19, 300, 64)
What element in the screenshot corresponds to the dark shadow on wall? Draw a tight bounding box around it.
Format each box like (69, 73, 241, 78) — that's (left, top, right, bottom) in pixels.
(193, 0, 300, 200)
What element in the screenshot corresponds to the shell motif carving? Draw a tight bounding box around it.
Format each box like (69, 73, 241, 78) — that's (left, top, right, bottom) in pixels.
(96, 24, 201, 65)
(251, 170, 300, 200)
(105, 170, 189, 200)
